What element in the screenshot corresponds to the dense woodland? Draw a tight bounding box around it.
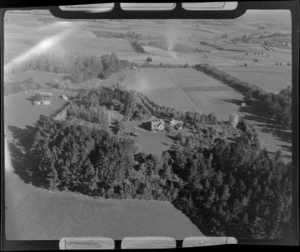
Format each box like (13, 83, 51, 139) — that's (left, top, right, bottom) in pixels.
(8, 51, 132, 83)
(28, 113, 292, 240)
(195, 64, 292, 129)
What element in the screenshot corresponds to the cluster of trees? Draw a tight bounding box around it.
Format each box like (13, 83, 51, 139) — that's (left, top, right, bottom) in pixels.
(99, 53, 131, 80)
(130, 41, 146, 53)
(28, 115, 179, 201)
(9, 51, 131, 83)
(147, 40, 203, 53)
(124, 31, 163, 40)
(4, 77, 68, 96)
(73, 87, 219, 132)
(136, 91, 219, 125)
(195, 64, 292, 129)
(66, 103, 110, 130)
(260, 86, 292, 128)
(243, 87, 292, 129)
(4, 78, 44, 96)
(76, 88, 152, 120)
(28, 114, 292, 239)
(170, 127, 292, 240)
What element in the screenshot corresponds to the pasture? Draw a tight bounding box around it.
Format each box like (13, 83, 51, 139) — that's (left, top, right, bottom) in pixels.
(4, 91, 73, 132)
(217, 65, 291, 93)
(5, 172, 202, 240)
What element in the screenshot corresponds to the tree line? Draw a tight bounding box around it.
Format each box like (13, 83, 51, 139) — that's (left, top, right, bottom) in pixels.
(28, 114, 292, 240)
(136, 91, 219, 125)
(4, 77, 68, 96)
(9, 51, 132, 83)
(194, 64, 292, 129)
(74, 87, 219, 126)
(130, 41, 146, 53)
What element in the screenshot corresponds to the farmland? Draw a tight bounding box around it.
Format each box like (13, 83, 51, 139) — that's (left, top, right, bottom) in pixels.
(5, 172, 202, 240)
(216, 65, 291, 93)
(3, 9, 293, 241)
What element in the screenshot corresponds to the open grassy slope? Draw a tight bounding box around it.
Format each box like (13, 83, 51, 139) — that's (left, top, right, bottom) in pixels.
(5, 171, 202, 240)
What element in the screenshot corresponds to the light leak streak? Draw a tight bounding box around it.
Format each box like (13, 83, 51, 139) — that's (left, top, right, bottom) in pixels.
(4, 28, 75, 75)
(4, 134, 13, 172)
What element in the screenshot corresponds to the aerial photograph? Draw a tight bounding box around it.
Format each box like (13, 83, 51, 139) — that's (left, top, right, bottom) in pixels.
(4, 7, 292, 242)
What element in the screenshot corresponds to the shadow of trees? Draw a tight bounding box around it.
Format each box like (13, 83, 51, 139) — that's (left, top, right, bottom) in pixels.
(221, 98, 242, 106)
(171, 199, 214, 237)
(238, 103, 292, 148)
(6, 125, 37, 185)
(138, 122, 150, 131)
(26, 94, 37, 104)
(166, 134, 177, 141)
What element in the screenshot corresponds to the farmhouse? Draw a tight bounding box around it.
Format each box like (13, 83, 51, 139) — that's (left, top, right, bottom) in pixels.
(60, 94, 68, 100)
(33, 93, 51, 105)
(169, 118, 183, 130)
(146, 117, 165, 132)
(34, 97, 51, 105)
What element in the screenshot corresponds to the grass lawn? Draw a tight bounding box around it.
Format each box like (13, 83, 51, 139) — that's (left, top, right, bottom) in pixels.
(5, 172, 203, 240)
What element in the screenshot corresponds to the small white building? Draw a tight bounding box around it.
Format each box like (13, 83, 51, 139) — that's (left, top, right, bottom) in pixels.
(61, 94, 68, 100)
(169, 118, 184, 130)
(41, 99, 51, 105)
(241, 102, 246, 107)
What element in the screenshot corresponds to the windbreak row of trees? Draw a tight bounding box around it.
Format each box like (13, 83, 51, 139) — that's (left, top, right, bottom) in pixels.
(75, 87, 219, 125)
(194, 64, 292, 129)
(9, 51, 132, 83)
(136, 91, 219, 125)
(200, 41, 244, 52)
(130, 41, 146, 53)
(28, 114, 292, 240)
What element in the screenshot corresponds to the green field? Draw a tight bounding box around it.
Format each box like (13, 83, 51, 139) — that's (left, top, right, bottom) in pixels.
(217, 65, 291, 93)
(5, 172, 202, 240)
(4, 91, 75, 131)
